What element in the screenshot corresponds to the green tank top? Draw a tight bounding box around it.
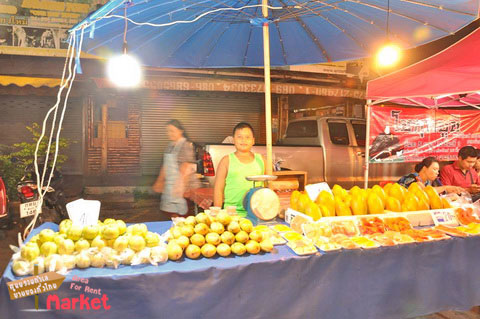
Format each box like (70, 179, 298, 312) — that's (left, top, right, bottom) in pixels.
(224, 152, 264, 217)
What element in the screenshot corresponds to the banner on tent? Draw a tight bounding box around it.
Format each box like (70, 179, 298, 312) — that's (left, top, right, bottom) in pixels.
(368, 105, 480, 163)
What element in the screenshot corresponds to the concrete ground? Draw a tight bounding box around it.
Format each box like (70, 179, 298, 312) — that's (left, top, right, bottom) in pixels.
(1, 190, 479, 318)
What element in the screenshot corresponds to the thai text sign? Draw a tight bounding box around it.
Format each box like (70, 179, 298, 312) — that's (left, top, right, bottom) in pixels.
(368, 105, 480, 163)
(7, 271, 65, 300)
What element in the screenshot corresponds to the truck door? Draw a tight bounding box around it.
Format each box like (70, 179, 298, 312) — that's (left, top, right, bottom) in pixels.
(324, 119, 356, 188)
(350, 120, 367, 186)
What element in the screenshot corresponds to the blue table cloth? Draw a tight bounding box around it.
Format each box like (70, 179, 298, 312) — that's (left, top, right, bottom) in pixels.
(2, 222, 480, 319)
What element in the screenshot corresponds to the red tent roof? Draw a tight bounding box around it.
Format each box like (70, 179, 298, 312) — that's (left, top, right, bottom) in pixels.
(366, 28, 480, 107)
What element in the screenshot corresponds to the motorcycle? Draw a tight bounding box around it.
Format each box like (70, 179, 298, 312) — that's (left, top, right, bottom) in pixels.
(16, 163, 68, 231)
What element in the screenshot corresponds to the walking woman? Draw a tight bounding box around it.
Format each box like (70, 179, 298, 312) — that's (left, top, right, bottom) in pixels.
(153, 120, 198, 217)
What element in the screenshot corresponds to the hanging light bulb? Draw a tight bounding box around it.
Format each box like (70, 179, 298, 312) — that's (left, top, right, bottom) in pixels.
(106, 3, 142, 88)
(376, 43, 401, 67)
(107, 53, 142, 88)
(375, 0, 401, 68)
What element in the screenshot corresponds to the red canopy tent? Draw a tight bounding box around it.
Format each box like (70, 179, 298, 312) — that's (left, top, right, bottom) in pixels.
(364, 28, 480, 187)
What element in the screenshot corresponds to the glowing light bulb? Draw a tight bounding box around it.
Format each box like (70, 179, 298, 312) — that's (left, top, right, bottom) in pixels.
(107, 54, 142, 88)
(376, 43, 401, 67)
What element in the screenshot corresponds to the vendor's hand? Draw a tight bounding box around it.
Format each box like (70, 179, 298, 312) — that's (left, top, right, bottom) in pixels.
(152, 180, 164, 193)
(467, 184, 480, 194)
(446, 186, 464, 194)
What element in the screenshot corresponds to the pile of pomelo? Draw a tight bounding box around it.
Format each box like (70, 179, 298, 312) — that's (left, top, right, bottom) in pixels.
(291, 183, 452, 221)
(11, 218, 167, 276)
(166, 211, 273, 260)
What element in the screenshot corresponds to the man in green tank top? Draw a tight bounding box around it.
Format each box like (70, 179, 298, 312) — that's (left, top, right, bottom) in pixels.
(214, 122, 265, 217)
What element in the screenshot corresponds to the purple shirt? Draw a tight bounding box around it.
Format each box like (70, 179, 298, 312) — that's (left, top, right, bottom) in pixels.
(439, 162, 479, 188)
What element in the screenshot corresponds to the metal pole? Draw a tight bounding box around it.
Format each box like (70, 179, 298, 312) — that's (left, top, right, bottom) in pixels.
(262, 0, 273, 175)
(364, 101, 372, 189)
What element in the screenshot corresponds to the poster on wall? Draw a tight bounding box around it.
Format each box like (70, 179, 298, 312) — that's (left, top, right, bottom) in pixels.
(0, 0, 107, 54)
(368, 105, 480, 163)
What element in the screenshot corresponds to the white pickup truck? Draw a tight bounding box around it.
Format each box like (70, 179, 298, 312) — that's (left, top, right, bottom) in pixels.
(201, 116, 413, 188)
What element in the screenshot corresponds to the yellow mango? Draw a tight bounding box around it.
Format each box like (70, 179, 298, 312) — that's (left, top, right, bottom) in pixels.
(403, 193, 419, 211)
(383, 183, 393, 194)
(372, 185, 386, 206)
(350, 186, 361, 197)
(335, 201, 352, 216)
(305, 202, 322, 221)
(332, 184, 344, 198)
(408, 182, 422, 193)
(290, 190, 301, 211)
(297, 193, 311, 213)
(441, 198, 452, 209)
(315, 191, 335, 215)
(424, 186, 442, 209)
(385, 196, 401, 212)
(351, 196, 367, 215)
(319, 204, 334, 217)
(367, 193, 385, 214)
(414, 189, 430, 210)
(388, 183, 406, 203)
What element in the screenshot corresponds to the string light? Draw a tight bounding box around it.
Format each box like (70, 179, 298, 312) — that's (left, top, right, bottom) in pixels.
(107, 4, 142, 88)
(376, 0, 401, 68)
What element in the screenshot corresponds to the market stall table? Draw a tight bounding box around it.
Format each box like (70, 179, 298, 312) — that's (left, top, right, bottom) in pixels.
(2, 222, 480, 319)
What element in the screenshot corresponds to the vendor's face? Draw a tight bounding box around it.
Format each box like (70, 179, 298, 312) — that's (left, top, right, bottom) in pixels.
(475, 158, 480, 171)
(458, 156, 477, 170)
(425, 162, 439, 181)
(167, 124, 183, 142)
(233, 127, 254, 152)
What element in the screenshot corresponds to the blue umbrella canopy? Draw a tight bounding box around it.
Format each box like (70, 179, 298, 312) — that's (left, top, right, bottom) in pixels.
(71, 0, 480, 68)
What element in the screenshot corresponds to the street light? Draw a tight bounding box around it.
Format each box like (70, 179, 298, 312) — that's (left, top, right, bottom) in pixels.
(106, 2, 142, 88)
(376, 43, 401, 68)
(107, 53, 142, 88)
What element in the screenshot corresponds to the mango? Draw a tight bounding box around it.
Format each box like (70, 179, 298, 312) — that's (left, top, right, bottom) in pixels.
(367, 193, 385, 214)
(305, 202, 322, 221)
(351, 195, 367, 215)
(385, 197, 401, 212)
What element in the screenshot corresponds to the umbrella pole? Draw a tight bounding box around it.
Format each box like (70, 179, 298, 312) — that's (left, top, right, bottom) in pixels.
(262, 0, 273, 175)
(364, 101, 372, 189)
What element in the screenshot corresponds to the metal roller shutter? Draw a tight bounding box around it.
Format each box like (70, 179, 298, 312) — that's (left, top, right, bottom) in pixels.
(0, 95, 83, 174)
(140, 91, 262, 175)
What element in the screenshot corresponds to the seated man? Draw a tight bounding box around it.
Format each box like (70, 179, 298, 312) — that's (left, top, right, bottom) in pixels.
(440, 146, 480, 201)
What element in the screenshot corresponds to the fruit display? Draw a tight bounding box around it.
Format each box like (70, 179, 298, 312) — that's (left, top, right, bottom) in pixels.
(457, 223, 480, 235)
(358, 217, 385, 235)
(253, 225, 286, 245)
(455, 207, 480, 225)
(166, 212, 273, 260)
(330, 220, 358, 237)
(313, 237, 341, 252)
(435, 225, 468, 237)
(383, 217, 412, 232)
(368, 233, 396, 246)
(271, 224, 293, 233)
(329, 234, 359, 249)
(302, 221, 332, 240)
(290, 182, 453, 220)
(350, 236, 380, 249)
(401, 228, 449, 242)
(11, 219, 167, 277)
(282, 231, 304, 242)
(290, 214, 311, 233)
(286, 239, 318, 255)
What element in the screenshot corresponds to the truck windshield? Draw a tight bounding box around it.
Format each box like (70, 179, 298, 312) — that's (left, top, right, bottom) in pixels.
(351, 122, 366, 146)
(286, 120, 318, 138)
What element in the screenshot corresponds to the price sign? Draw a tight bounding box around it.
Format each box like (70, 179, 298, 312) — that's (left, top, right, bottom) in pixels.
(305, 182, 332, 202)
(430, 209, 459, 227)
